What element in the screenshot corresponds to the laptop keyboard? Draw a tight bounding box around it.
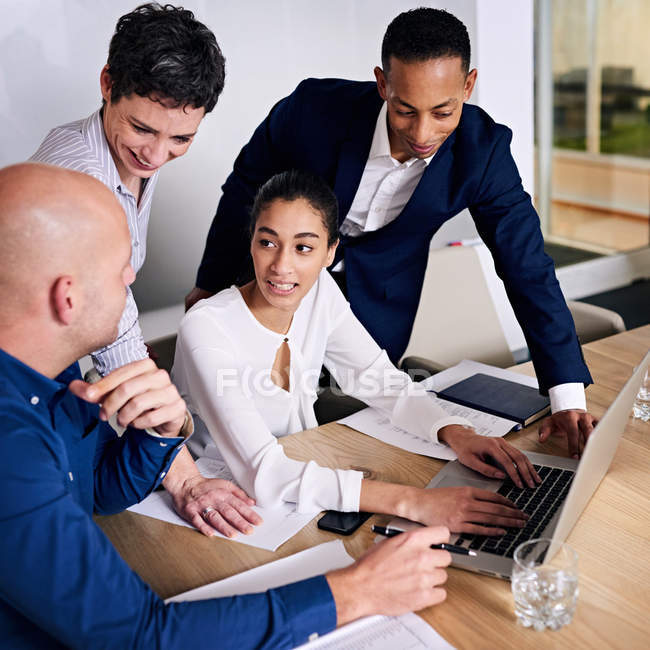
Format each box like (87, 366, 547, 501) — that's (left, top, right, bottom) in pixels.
(456, 465, 575, 558)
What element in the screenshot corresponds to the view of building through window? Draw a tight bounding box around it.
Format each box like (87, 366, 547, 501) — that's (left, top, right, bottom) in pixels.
(538, 0, 650, 255)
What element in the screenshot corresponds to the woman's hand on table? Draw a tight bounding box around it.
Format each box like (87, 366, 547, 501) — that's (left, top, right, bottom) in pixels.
(168, 472, 263, 538)
(162, 446, 262, 538)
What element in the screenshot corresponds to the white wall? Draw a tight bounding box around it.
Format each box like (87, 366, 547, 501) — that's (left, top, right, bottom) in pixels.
(0, 0, 533, 312)
(430, 0, 535, 246)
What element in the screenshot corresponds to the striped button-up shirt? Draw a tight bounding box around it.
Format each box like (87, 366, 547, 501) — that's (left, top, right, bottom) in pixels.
(30, 109, 158, 375)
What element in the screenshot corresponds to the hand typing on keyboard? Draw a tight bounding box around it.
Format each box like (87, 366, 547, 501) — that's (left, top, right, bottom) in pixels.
(457, 465, 575, 558)
(395, 484, 528, 536)
(438, 425, 541, 488)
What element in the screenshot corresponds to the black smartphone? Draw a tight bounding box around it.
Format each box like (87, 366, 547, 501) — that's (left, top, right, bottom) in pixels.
(317, 510, 372, 536)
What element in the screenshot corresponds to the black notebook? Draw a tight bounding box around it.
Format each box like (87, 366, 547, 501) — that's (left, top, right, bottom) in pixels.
(437, 373, 551, 426)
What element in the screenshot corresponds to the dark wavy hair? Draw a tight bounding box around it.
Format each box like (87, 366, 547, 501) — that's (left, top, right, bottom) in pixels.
(105, 3, 225, 112)
(250, 171, 339, 247)
(382, 7, 470, 76)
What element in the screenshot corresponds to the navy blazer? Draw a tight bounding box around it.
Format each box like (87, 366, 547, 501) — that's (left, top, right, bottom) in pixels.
(197, 78, 591, 391)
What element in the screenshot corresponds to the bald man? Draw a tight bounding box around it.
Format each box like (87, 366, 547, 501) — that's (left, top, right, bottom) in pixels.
(0, 163, 451, 649)
(27, 2, 250, 541)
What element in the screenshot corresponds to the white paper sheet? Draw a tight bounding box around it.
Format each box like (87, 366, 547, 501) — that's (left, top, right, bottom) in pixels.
(424, 397, 520, 437)
(166, 540, 351, 602)
(338, 409, 457, 460)
(337, 360, 540, 460)
(127, 456, 318, 551)
(297, 612, 454, 649)
(338, 395, 518, 461)
(167, 540, 454, 650)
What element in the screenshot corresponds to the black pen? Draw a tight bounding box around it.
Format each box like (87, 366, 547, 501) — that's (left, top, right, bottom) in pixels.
(372, 525, 477, 557)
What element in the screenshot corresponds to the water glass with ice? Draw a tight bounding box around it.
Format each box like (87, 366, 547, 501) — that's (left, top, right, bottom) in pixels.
(511, 538, 578, 631)
(632, 366, 650, 422)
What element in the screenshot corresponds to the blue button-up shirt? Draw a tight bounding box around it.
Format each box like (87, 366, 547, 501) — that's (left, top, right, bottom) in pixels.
(0, 348, 336, 648)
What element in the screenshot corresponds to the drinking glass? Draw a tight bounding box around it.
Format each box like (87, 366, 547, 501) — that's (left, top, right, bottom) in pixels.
(511, 538, 578, 631)
(632, 367, 650, 421)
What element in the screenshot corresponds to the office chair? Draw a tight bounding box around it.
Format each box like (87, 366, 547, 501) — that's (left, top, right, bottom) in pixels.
(400, 244, 626, 377)
(566, 300, 626, 343)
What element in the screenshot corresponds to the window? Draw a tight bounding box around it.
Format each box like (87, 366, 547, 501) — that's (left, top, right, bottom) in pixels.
(536, 0, 650, 255)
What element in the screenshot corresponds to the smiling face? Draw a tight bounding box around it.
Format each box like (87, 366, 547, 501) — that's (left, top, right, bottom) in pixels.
(375, 56, 476, 162)
(99, 66, 204, 193)
(248, 197, 337, 327)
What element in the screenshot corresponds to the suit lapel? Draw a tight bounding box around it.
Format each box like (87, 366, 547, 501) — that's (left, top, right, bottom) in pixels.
(333, 95, 383, 224)
(333, 93, 459, 248)
(393, 129, 458, 233)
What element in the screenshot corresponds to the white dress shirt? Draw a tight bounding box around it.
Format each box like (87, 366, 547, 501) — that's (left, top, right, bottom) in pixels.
(340, 103, 432, 238)
(30, 109, 154, 375)
(172, 270, 472, 514)
(336, 104, 585, 412)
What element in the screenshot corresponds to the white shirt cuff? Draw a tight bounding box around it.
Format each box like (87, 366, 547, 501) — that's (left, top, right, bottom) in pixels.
(548, 383, 586, 413)
(341, 469, 364, 512)
(429, 416, 474, 446)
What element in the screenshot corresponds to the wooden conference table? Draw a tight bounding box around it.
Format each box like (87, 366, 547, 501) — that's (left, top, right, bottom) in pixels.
(97, 325, 650, 649)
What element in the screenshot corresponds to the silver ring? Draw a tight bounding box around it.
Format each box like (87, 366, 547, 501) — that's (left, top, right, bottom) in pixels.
(512, 462, 518, 469)
(201, 507, 216, 518)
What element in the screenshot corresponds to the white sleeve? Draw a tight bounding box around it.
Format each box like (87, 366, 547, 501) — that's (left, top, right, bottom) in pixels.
(174, 314, 363, 513)
(323, 300, 473, 445)
(548, 383, 586, 412)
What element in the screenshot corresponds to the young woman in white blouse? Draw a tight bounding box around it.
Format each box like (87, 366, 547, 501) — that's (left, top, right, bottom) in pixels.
(174, 171, 540, 538)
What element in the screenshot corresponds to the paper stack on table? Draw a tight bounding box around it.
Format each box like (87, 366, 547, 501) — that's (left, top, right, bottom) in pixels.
(128, 456, 318, 551)
(338, 359, 539, 461)
(296, 612, 454, 649)
(167, 540, 454, 649)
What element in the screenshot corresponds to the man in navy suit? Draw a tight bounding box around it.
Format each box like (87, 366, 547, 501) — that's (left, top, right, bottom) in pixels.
(186, 8, 595, 458)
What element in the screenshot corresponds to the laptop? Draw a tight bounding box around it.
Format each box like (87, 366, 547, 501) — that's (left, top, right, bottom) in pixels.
(391, 351, 649, 580)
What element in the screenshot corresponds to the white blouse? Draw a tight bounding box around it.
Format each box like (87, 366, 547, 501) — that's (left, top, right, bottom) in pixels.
(173, 270, 471, 513)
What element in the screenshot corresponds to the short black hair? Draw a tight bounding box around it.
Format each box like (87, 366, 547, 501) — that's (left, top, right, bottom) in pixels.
(381, 7, 470, 76)
(251, 171, 339, 247)
(106, 3, 225, 112)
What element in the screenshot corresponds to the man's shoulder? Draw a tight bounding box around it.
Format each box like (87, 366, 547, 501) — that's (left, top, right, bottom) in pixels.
(0, 372, 48, 431)
(288, 78, 379, 116)
(456, 104, 512, 149)
(281, 78, 380, 138)
(0, 380, 55, 462)
(293, 77, 377, 100)
(0, 363, 84, 446)
(0, 386, 68, 520)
